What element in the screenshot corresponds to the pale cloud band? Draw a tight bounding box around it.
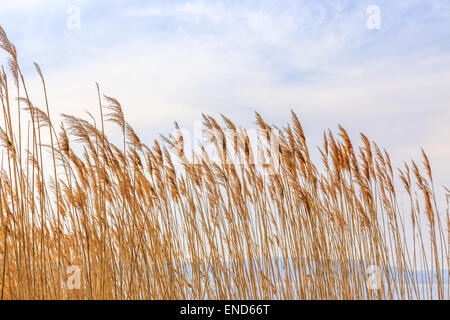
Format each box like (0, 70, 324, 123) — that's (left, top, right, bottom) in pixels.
(0, 0, 449, 190)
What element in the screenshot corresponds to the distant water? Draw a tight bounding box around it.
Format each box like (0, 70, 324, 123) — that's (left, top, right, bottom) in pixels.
(169, 256, 449, 299)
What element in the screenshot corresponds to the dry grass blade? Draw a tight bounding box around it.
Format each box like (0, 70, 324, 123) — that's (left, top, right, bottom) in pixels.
(0, 25, 447, 300)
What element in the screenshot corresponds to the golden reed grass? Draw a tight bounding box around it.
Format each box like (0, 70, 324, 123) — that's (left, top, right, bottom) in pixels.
(0, 25, 448, 299)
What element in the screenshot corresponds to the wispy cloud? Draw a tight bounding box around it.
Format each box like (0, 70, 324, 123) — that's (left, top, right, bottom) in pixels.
(1, 0, 450, 188)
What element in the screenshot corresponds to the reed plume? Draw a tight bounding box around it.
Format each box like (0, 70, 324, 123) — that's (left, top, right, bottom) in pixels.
(0, 25, 448, 300)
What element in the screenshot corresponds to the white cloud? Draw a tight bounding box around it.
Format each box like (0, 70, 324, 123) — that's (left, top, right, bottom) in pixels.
(2, 0, 450, 189)
(0, 0, 49, 12)
(125, 1, 225, 22)
(0, 0, 90, 13)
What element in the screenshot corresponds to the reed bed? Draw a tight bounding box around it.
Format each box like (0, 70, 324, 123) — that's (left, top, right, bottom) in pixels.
(0, 25, 448, 299)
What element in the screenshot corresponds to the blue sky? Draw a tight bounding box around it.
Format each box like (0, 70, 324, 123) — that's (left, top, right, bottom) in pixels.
(0, 0, 449, 190)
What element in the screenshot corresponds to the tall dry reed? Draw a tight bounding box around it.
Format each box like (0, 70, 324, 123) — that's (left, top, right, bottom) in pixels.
(0, 25, 448, 299)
